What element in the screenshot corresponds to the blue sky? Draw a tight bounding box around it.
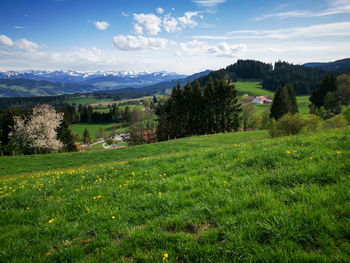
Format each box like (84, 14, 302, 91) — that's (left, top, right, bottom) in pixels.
(0, 0, 350, 74)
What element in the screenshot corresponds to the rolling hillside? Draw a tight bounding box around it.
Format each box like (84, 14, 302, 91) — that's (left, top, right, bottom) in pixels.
(0, 127, 349, 262)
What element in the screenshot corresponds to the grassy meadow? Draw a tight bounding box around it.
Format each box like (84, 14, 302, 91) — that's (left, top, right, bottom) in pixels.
(69, 123, 129, 141)
(1, 127, 350, 262)
(235, 82, 310, 115)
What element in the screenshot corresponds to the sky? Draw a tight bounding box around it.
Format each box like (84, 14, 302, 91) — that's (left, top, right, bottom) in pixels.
(0, 0, 350, 74)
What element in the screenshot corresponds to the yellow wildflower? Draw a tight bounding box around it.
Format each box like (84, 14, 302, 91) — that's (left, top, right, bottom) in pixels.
(163, 253, 168, 260)
(112, 216, 115, 219)
(337, 151, 341, 155)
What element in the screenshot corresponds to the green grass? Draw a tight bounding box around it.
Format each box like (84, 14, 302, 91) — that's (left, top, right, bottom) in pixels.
(0, 131, 268, 176)
(0, 127, 349, 262)
(235, 82, 310, 115)
(235, 82, 274, 97)
(69, 123, 129, 140)
(63, 97, 113, 105)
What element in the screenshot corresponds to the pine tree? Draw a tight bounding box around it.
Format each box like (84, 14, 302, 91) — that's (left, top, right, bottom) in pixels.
(57, 116, 77, 152)
(203, 76, 216, 134)
(83, 128, 91, 145)
(310, 74, 337, 108)
(285, 84, 298, 114)
(191, 80, 204, 134)
(270, 86, 289, 120)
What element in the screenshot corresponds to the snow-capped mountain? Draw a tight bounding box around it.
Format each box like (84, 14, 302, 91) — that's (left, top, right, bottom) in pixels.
(0, 70, 187, 89)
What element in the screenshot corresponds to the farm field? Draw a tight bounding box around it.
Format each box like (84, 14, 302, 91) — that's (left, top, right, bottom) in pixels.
(0, 127, 349, 262)
(236, 82, 310, 114)
(63, 97, 114, 105)
(69, 123, 129, 141)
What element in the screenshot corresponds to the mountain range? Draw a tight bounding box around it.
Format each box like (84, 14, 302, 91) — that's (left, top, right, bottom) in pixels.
(1, 58, 350, 98)
(0, 70, 189, 97)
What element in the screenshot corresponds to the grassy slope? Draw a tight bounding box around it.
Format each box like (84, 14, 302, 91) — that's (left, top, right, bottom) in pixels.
(0, 128, 349, 262)
(0, 131, 268, 176)
(69, 123, 129, 140)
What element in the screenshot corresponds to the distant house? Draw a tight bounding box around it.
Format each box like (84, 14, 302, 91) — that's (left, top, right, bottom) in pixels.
(253, 96, 273, 104)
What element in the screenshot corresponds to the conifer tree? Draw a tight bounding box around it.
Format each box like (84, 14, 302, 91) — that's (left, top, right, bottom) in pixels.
(57, 116, 77, 152)
(286, 84, 299, 114)
(270, 86, 289, 120)
(83, 128, 91, 145)
(203, 76, 216, 134)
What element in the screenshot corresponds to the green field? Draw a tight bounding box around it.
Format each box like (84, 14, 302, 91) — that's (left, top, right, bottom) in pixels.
(0, 127, 349, 262)
(63, 97, 114, 105)
(69, 123, 129, 140)
(235, 81, 274, 97)
(236, 82, 310, 115)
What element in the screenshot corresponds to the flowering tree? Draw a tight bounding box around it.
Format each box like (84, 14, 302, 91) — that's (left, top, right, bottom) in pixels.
(10, 104, 63, 153)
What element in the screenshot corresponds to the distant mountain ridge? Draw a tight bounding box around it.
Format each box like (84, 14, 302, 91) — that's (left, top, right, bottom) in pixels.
(140, 70, 212, 92)
(303, 58, 350, 73)
(0, 70, 187, 90)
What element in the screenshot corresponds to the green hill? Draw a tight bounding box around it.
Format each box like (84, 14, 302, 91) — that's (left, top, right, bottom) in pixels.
(0, 127, 349, 262)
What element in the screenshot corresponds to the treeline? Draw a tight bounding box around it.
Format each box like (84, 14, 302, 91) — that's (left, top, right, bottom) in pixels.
(156, 78, 241, 141)
(61, 103, 152, 124)
(262, 61, 327, 95)
(195, 59, 328, 96)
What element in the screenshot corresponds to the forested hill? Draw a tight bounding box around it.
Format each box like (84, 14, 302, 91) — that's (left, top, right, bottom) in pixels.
(303, 58, 350, 74)
(193, 59, 331, 95)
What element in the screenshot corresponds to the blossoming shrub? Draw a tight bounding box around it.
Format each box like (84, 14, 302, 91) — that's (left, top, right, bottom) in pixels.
(269, 113, 305, 137)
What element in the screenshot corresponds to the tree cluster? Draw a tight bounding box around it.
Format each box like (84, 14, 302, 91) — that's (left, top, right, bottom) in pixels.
(270, 84, 298, 120)
(156, 78, 241, 141)
(262, 61, 327, 95)
(309, 73, 350, 118)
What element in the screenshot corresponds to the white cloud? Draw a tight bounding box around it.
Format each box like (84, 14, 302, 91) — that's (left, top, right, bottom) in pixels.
(163, 14, 181, 33)
(156, 7, 164, 14)
(133, 24, 143, 34)
(180, 40, 247, 57)
(192, 35, 231, 40)
(13, 26, 24, 29)
(178, 12, 199, 28)
(133, 13, 162, 35)
(207, 42, 247, 57)
(0, 35, 41, 52)
(229, 22, 350, 39)
(193, 22, 350, 41)
(0, 34, 14, 47)
(113, 35, 170, 51)
(121, 12, 129, 17)
(93, 21, 110, 30)
(192, 0, 226, 7)
(15, 38, 40, 51)
(257, 0, 350, 20)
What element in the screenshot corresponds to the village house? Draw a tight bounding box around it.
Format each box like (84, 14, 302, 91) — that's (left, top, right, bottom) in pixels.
(252, 96, 273, 104)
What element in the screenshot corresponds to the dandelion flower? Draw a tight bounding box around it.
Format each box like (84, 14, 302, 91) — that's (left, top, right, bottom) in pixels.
(112, 216, 115, 219)
(163, 253, 168, 260)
